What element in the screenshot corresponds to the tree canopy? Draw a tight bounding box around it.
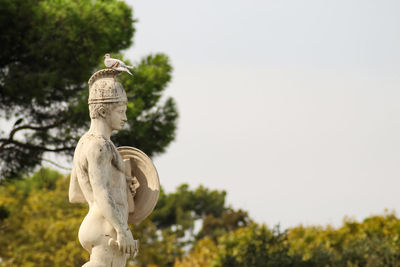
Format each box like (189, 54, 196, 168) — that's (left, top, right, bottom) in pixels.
(177, 212, 400, 267)
(0, 168, 248, 267)
(0, 0, 178, 178)
(2, 168, 400, 267)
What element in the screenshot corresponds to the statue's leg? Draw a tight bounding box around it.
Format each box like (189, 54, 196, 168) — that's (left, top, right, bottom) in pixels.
(84, 243, 118, 267)
(81, 238, 128, 267)
(110, 249, 129, 267)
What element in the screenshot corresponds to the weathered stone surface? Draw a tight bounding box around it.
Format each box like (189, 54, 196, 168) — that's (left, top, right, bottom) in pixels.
(69, 69, 159, 267)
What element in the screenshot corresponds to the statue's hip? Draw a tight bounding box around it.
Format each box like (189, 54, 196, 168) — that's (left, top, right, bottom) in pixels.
(78, 204, 119, 253)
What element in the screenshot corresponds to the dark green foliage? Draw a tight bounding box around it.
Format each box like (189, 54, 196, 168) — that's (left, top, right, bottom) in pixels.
(152, 184, 228, 236)
(145, 184, 249, 267)
(0, 168, 88, 266)
(0, 169, 240, 267)
(215, 224, 296, 267)
(198, 209, 250, 241)
(0, 205, 9, 221)
(287, 213, 400, 267)
(179, 213, 400, 267)
(3, 169, 400, 267)
(0, 0, 178, 178)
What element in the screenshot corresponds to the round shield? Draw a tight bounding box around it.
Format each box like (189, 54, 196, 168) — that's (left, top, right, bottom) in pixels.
(117, 146, 160, 225)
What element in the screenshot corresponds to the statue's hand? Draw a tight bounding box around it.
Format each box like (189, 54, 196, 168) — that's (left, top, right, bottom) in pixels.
(129, 177, 140, 197)
(112, 228, 137, 256)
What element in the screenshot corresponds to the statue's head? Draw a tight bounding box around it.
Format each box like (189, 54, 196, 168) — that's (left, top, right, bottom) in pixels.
(88, 69, 128, 130)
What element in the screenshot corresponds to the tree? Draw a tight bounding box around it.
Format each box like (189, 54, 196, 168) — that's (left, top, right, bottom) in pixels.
(197, 208, 250, 241)
(213, 224, 297, 267)
(5, 169, 400, 267)
(138, 184, 249, 267)
(174, 238, 218, 267)
(177, 212, 400, 267)
(287, 212, 400, 266)
(153, 184, 228, 234)
(0, 169, 88, 266)
(0, 169, 245, 267)
(0, 0, 178, 178)
(177, 224, 299, 267)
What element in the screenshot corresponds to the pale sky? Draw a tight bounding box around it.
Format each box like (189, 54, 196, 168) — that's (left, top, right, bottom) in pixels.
(3, 0, 400, 230)
(124, 0, 400, 229)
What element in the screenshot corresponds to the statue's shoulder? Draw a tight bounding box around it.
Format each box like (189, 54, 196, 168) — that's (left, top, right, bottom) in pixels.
(77, 133, 113, 159)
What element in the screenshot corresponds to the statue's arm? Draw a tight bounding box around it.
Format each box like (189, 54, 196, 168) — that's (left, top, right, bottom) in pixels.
(87, 140, 135, 254)
(69, 165, 86, 203)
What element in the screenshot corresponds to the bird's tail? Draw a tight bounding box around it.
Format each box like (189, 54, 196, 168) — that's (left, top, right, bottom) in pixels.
(114, 67, 133, 76)
(126, 65, 133, 69)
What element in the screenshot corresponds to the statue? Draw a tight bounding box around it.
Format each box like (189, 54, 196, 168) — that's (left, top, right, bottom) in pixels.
(69, 68, 160, 267)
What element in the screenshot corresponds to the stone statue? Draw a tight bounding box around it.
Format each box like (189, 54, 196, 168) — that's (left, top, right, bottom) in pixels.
(69, 69, 160, 267)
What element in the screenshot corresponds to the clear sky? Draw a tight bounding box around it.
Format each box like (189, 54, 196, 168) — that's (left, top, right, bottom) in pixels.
(124, 0, 400, 229)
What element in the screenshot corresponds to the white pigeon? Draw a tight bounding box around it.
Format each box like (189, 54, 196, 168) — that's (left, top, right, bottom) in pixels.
(104, 53, 133, 75)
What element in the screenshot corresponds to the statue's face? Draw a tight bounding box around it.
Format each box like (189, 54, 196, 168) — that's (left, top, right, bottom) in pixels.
(106, 102, 127, 131)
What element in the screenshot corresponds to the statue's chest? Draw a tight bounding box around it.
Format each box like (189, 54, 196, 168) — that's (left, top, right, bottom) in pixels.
(108, 142, 127, 205)
(110, 167, 127, 205)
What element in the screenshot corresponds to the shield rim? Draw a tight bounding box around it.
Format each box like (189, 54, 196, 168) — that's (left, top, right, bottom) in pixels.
(117, 146, 160, 225)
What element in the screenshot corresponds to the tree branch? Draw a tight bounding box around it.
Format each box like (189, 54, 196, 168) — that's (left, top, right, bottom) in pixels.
(0, 119, 70, 153)
(8, 120, 65, 141)
(42, 158, 72, 171)
(0, 138, 73, 153)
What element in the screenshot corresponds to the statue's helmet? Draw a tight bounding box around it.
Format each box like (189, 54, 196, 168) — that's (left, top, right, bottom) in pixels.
(88, 69, 127, 104)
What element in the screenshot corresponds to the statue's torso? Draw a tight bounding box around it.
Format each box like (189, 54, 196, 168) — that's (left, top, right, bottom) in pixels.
(73, 133, 128, 219)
